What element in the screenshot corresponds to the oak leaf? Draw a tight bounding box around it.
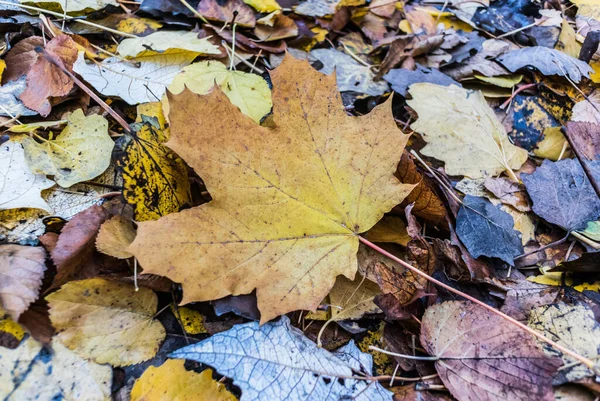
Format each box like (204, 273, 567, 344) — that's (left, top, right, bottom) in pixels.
(128, 55, 413, 323)
(46, 278, 165, 366)
(407, 83, 528, 179)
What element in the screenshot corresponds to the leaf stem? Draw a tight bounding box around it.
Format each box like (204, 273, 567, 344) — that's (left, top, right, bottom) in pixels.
(368, 346, 439, 361)
(357, 235, 598, 371)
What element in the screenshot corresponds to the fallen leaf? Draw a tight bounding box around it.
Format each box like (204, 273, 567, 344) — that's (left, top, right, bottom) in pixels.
(556, 19, 582, 58)
(311, 48, 389, 96)
(384, 65, 461, 97)
(497, 47, 593, 83)
(255, 11, 298, 41)
(167, 60, 272, 123)
(443, 39, 516, 81)
(0, 336, 112, 401)
(528, 303, 600, 384)
(364, 215, 410, 246)
(0, 245, 46, 320)
(49, 205, 108, 289)
(128, 55, 413, 322)
(19, 35, 77, 117)
(0, 77, 36, 117)
(328, 273, 381, 320)
(395, 151, 447, 226)
(131, 360, 237, 401)
(197, 0, 256, 27)
(501, 281, 562, 321)
(244, 0, 280, 12)
(407, 83, 528, 179)
(2, 36, 44, 83)
(116, 116, 192, 221)
(46, 278, 165, 366)
(139, 0, 199, 17)
(0, 140, 54, 212)
(565, 122, 600, 162)
(0, 306, 25, 348)
(473, 73, 523, 88)
(73, 51, 196, 105)
(484, 177, 531, 212)
(522, 158, 600, 231)
(571, 93, 600, 124)
(21, 0, 119, 14)
(393, 384, 453, 401)
(171, 316, 393, 401)
(22, 109, 113, 188)
(172, 305, 208, 334)
(534, 127, 570, 161)
(456, 195, 523, 265)
(116, 31, 220, 58)
(295, 0, 339, 17)
(95, 216, 136, 259)
(554, 385, 596, 401)
(421, 300, 561, 401)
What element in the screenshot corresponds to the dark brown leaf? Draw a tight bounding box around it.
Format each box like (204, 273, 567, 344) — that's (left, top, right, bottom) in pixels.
(2, 36, 44, 84)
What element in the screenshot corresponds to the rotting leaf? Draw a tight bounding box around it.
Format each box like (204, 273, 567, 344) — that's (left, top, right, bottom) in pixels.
(456, 195, 523, 265)
(130, 360, 237, 401)
(0, 244, 46, 320)
(116, 116, 191, 222)
(46, 278, 166, 367)
(421, 300, 561, 401)
(128, 55, 414, 323)
(407, 83, 528, 179)
(528, 303, 600, 384)
(171, 316, 393, 401)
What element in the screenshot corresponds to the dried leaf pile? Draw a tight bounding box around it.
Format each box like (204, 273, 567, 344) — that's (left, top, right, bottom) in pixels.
(1, 0, 600, 400)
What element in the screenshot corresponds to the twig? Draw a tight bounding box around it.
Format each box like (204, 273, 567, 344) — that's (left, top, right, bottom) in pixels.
(357, 235, 598, 371)
(369, 346, 439, 361)
(500, 83, 536, 110)
(496, 18, 548, 39)
(221, 41, 265, 74)
(0, 1, 138, 38)
(178, 0, 209, 23)
(515, 232, 570, 260)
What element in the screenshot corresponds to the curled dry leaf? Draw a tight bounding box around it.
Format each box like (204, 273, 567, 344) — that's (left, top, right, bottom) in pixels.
(19, 35, 78, 117)
(0, 140, 54, 212)
(420, 301, 561, 401)
(128, 55, 414, 323)
(22, 109, 114, 188)
(0, 244, 46, 320)
(407, 84, 528, 179)
(95, 216, 136, 259)
(131, 360, 237, 401)
(46, 278, 166, 367)
(0, 336, 112, 401)
(484, 177, 531, 212)
(528, 303, 600, 384)
(171, 316, 393, 401)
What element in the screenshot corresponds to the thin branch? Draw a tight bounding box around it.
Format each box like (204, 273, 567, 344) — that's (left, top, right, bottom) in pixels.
(178, 0, 209, 23)
(515, 232, 570, 260)
(369, 346, 439, 361)
(357, 235, 598, 371)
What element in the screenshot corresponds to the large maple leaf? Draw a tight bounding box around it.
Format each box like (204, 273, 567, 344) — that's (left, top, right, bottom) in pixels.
(128, 55, 413, 322)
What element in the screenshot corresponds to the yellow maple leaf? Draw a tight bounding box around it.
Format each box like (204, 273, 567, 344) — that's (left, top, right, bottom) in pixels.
(131, 360, 237, 401)
(128, 55, 414, 323)
(46, 278, 165, 367)
(407, 84, 528, 180)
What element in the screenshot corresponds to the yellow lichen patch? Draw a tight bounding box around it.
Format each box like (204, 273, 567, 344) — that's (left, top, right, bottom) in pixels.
(46, 278, 166, 367)
(131, 360, 237, 401)
(172, 306, 208, 335)
(116, 116, 191, 221)
(357, 322, 394, 376)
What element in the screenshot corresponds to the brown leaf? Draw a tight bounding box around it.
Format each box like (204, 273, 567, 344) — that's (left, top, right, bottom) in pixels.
(2, 36, 44, 83)
(0, 244, 46, 319)
(18, 299, 55, 344)
(566, 121, 600, 161)
(198, 0, 256, 27)
(49, 205, 108, 290)
(395, 151, 447, 226)
(255, 12, 298, 41)
(421, 301, 561, 401)
(19, 35, 78, 117)
(500, 280, 561, 321)
(484, 177, 531, 212)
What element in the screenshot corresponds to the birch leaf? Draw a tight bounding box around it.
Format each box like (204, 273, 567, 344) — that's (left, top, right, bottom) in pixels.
(407, 84, 528, 179)
(21, 110, 113, 188)
(167, 60, 272, 123)
(171, 316, 393, 401)
(46, 278, 166, 366)
(73, 52, 196, 105)
(128, 55, 413, 322)
(116, 31, 220, 58)
(0, 140, 54, 212)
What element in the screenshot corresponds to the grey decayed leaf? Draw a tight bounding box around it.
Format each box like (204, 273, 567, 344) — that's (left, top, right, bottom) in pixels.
(421, 301, 560, 401)
(456, 195, 523, 265)
(171, 316, 393, 401)
(384, 65, 460, 96)
(311, 49, 389, 96)
(497, 47, 593, 83)
(522, 158, 600, 231)
(0, 77, 36, 117)
(442, 39, 515, 80)
(528, 303, 600, 385)
(295, 0, 339, 17)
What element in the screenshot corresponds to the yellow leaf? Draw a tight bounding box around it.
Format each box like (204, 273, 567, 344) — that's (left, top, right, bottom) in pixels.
(590, 60, 600, 84)
(8, 120, 67, 133)
(0, 306, 25, 346)
(21, 110, 114, 188)
(96, 216, 136, 259)
(46, 278, 166, 367)
(364, 215, 410, 246)
(243, 0, 281, 12)
(21, 0, 118, 14)
(136, 102, 167, 129)
(128, 55, 413, 323)
(302, 27, 328, 51)
(534, 127, 570, 161)
(555, 19, 581, 58)
(116, 17, 163, 35)
(328, 274, 380, 320)
(408, 84, 528, 179)
(437, 15, 473, 31)
(131, 360, 237, 401)
(172, 306, 208, 335)
(0, 60, 5, 82)
(116, 116, 191, 221)
(0, 337, 112, 400)
(117, 31, 220, 58)
(473, 74, 523, 88)
(167, 61, 272, 124)
(527, 271, 600, 292)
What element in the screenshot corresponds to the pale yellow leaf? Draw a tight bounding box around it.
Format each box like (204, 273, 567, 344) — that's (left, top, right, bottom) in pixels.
(96, 216, 136, 259)
(328, 274, 381, 320)
(243, 0, 281, 12)
(117, 31, 220, 58)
